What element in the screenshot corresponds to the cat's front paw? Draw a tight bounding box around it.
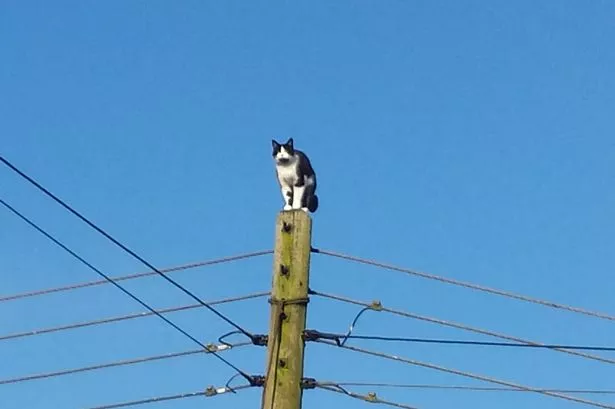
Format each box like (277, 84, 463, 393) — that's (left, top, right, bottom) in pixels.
(283, 204, 292, 211)
(301, 207, 309, 212)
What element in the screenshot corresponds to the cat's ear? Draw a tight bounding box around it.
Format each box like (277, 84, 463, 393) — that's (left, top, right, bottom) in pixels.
(286, 138, 294, 148)
(272, 139, 280, 150)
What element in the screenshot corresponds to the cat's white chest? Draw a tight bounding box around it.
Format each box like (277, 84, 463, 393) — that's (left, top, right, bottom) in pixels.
(276, 163, 298, 186)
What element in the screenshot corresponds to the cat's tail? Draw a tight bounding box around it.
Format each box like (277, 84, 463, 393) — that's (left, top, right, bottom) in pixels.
(307, 194, 319, 212)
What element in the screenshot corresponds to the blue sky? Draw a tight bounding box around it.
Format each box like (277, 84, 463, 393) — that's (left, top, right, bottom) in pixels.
(1, 1, 614, 408)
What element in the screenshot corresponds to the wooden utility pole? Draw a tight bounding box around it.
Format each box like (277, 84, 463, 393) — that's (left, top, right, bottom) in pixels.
(261, 210, 312, 409)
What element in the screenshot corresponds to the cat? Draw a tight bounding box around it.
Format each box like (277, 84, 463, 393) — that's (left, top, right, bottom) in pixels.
(272, 137, 319, 213)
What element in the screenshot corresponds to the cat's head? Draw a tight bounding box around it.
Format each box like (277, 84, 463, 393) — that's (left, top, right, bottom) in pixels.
(272, 138, 295, 164)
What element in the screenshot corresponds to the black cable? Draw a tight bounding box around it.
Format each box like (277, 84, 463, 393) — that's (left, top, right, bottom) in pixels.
(311, 290, 615, 365)
(315, 340, 615, 409)
(306, 330, 615, 352)
(0, 198, 253, 382)
(0, 156, 255, 340)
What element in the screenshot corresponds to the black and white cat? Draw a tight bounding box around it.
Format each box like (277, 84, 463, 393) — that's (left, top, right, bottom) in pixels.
(272, 138, 319, 213)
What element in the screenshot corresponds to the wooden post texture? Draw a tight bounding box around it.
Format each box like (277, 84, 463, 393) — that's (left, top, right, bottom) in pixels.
(261, 210, 312, 409)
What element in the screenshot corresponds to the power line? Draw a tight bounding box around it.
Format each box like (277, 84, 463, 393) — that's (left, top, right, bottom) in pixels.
(0, 250, 272, 303)
(305, 330, 615, 352)
(88, 392, 207, 409)
(0, 198, 253, 382)
(0, 342, 248, 386)
(313, 248, 615, 322)
(315, 340, 615, 409)
(0, 292, 268, 343)
(0, 156, 255, 340)
(317, 382, 615, 395)
(311, 290, 615, 366)
(85, 385, 254, 409)
(315, 383, 420, 409)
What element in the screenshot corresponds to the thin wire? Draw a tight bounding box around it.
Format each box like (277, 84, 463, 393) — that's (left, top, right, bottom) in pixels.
(0, 156, 255, 339)
(316, 384, 420, 409)
(311, 290, 615, 366)
(0, 342, 249, 386)
(0, 198, 252, 381)
(318, 382, 615, 395)
(87, 392, 206, 409)
(316, 340, 615, 409)
(314, 248, 615, 322)
(0, 292, 269, 342)
(85, 386, 253, 409)
(309, 330, 615, 352)
(0, 250, 272, 303)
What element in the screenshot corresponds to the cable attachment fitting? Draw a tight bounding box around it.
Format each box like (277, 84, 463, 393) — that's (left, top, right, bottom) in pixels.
(301, 377, 317, 390)
(206, 374, 241, 397)
(303, 329, 321, 342)
(303, 329, 343, 345)
(204, 386, 218, 397)
(248, 375, 265, 388)
(205, 385, 231, 397)
(369, 300, 383, 311)
(365, 392, 378, 402)
(250, 334, 268, 346)
(205, 342, 231, 353)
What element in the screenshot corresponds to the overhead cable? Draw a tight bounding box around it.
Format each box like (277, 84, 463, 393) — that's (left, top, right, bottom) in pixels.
(0, 292, 268, 343)
(316, 383, 420, 409)
(317, 382, 615, 395)
(0, 198, 254, 382)
(311, 290, 615, 366)
(0, 342, 248, 386)
(85, 385, 253, 409)
(0, 251, 272, 303)
(316, 340, 615, 409)
(304, 330, 615, 352)
(0, 156, 257, 340)
(313, 248, 615, 322)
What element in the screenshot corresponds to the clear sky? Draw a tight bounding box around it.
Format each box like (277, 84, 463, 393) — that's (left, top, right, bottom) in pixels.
(1, 1, 614, 408)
